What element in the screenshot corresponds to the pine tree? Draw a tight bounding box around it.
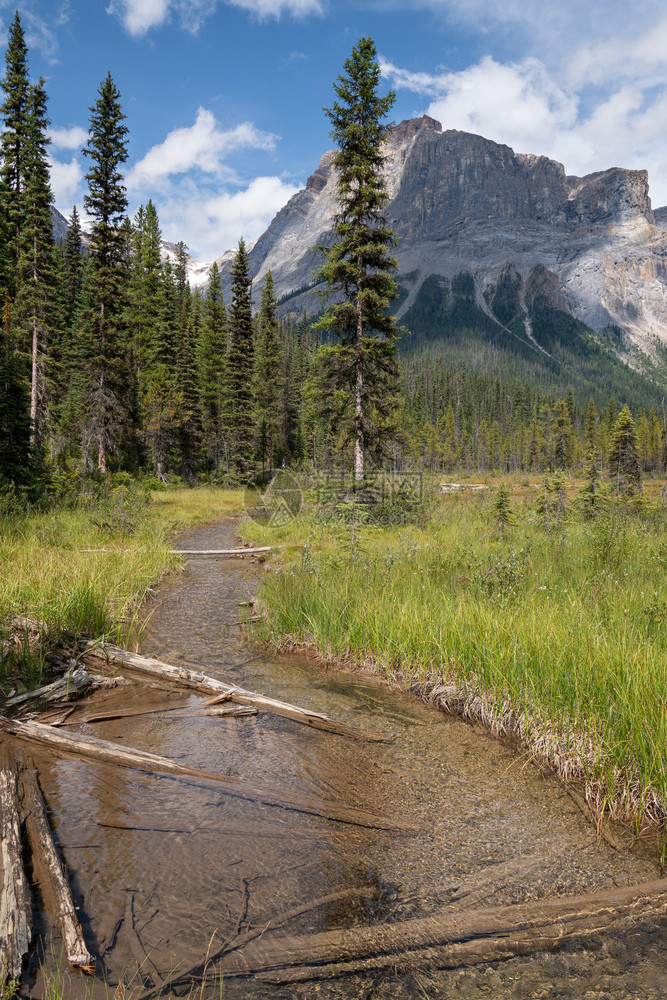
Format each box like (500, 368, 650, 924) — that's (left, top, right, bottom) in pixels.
(80, 73, 130, 473)
(142, 362, 183, 480)
(551, 398, 574, 469)
(62, 205, 84, 328)
(15, 77, 60, 449)
(0, 291, 31, 486)
(172, 243, 198, 480)
(224, 238, 255, 477)
(0, 10, 30, 288)
(584, 397, 597, 456)
(608, 404, 642, 494)
(493, 483, 514, 540)
(314, 36, 400, 480)
(197, 261, 227, 471)
(253, 271, 282, 470)
(579, 449, 604, 518)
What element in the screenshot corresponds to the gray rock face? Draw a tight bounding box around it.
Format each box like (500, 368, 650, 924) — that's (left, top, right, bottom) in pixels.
(220, 116, 667, 359)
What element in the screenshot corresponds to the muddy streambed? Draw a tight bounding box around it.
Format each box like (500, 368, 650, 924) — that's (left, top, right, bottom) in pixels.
(23, 520, 667, 998)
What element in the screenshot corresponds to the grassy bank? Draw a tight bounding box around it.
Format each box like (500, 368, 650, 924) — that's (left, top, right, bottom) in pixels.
(242, 477, 667, 838)
(0, 485, 241, 696)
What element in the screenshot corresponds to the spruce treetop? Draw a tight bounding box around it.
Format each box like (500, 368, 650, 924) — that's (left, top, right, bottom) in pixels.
(83, 72, 129, 254)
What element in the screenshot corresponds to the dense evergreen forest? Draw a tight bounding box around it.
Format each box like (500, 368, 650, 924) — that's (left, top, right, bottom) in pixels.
(1, 12, 665, 499)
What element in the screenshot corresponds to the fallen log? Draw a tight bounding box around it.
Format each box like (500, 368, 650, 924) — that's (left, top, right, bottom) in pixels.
(172, 547, 275, 556)
(138, 886, 382, 1000)
(18, 757, 94, 970)
(219, 878, 667, 981)
(76, 703, 257, 724)
(78, 643, 382, 742)
(0, 750, 32, 986)
(6, 665, 117, 709)
(0, 717, 411, 832)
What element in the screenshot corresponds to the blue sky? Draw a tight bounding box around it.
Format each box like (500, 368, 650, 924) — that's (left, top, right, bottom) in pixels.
(4, 0, 667, 260)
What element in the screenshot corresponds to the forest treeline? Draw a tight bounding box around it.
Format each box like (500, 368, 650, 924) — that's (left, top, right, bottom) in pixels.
(1, 11, 665, 500)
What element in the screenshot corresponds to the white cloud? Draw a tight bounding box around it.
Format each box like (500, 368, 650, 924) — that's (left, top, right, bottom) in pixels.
(385, 56, 578, 154)
(49, 156, 83, 207)
(106, 0, 172, 36)
(49, 126, 89, 151)
(156, 174, 301, 259)
(127, 108, 277, 189)
(383, 0, 667, 61)
(227, 0, 323, 18)
(568, 15, 667, 88)
(107, 0, 322, 36)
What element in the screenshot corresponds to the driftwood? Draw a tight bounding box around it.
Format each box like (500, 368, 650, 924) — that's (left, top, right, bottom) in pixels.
(0, 717, 410, 832)
(78, 642, 382, 742)
(6, 665, 116, 709)
(77, 703, 257, 724)
(0, 751, 32, 985)
(138, 886, 382, 1000)
(219, 878, 667, 982)
(172, 547, 275, 556)
(18, 758, 93, 970)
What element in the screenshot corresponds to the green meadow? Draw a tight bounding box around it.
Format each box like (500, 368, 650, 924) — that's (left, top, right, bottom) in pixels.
(242, 476, 667, 837)
(0, 486, 239, 690)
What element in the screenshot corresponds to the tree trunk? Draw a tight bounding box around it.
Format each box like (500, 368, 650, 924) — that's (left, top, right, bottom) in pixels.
(0, 717, 409, 832)
(77, 641, 381, 742)
(97, 300, 107, 474)
(30, 255, 38, 446)
(219, 878, 667, 982)
(0, 750, 32, 985)
(19, 760, 93, 969)
(354, 298, 364, 481)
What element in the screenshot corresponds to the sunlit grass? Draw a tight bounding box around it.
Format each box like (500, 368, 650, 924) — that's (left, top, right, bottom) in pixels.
(242, 484, 667, 829)
(0, 486, 243, 694)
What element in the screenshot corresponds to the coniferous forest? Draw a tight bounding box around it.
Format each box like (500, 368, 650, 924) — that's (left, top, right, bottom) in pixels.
(1, 10, 665, 502)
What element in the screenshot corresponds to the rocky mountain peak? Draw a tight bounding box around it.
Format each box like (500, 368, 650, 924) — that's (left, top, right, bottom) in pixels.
(216, 116, 667, 363)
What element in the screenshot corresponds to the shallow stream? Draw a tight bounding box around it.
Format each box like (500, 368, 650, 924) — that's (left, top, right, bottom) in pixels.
(24, 520, 667, 998)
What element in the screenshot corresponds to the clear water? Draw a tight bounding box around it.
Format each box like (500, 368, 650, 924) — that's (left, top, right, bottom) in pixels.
(22, 521, 667, 998)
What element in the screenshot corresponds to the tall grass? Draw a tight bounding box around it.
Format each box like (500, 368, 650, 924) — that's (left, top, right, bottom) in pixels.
(244, 485, 667, 831)
(0, 486, 241, 694)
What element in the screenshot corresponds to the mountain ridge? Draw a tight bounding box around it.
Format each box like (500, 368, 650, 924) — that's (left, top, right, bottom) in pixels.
(215, 116, 667, 384)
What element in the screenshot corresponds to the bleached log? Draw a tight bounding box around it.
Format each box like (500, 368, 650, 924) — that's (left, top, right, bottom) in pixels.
(18, 759, 93, 970)
(220, 878, 667, 981)
(80, 704, 258, 723)
(172, 547, 276, 556)
(0, 717, 410, 832)
(7, 665, 97, 708)
(79, 642, 382, 742)
(0, 753, 31, 985)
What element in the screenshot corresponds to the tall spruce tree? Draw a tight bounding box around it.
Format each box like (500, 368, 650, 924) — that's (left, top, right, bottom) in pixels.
(130, 200, 163, 378)
(62, 205, 84, 328)
(0, 10, 29, 288)
(197, 261, 227, 471)
(224, 238, 254, 477)
(80, 72, 130, 473)
(0, 291, 31, 485)
(16, 77, 60, 448)
(608, 404, 642, 494)
(253, 271, 282, 469)
(314, 36, 401, 480)
(172, 242, 198, 479)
